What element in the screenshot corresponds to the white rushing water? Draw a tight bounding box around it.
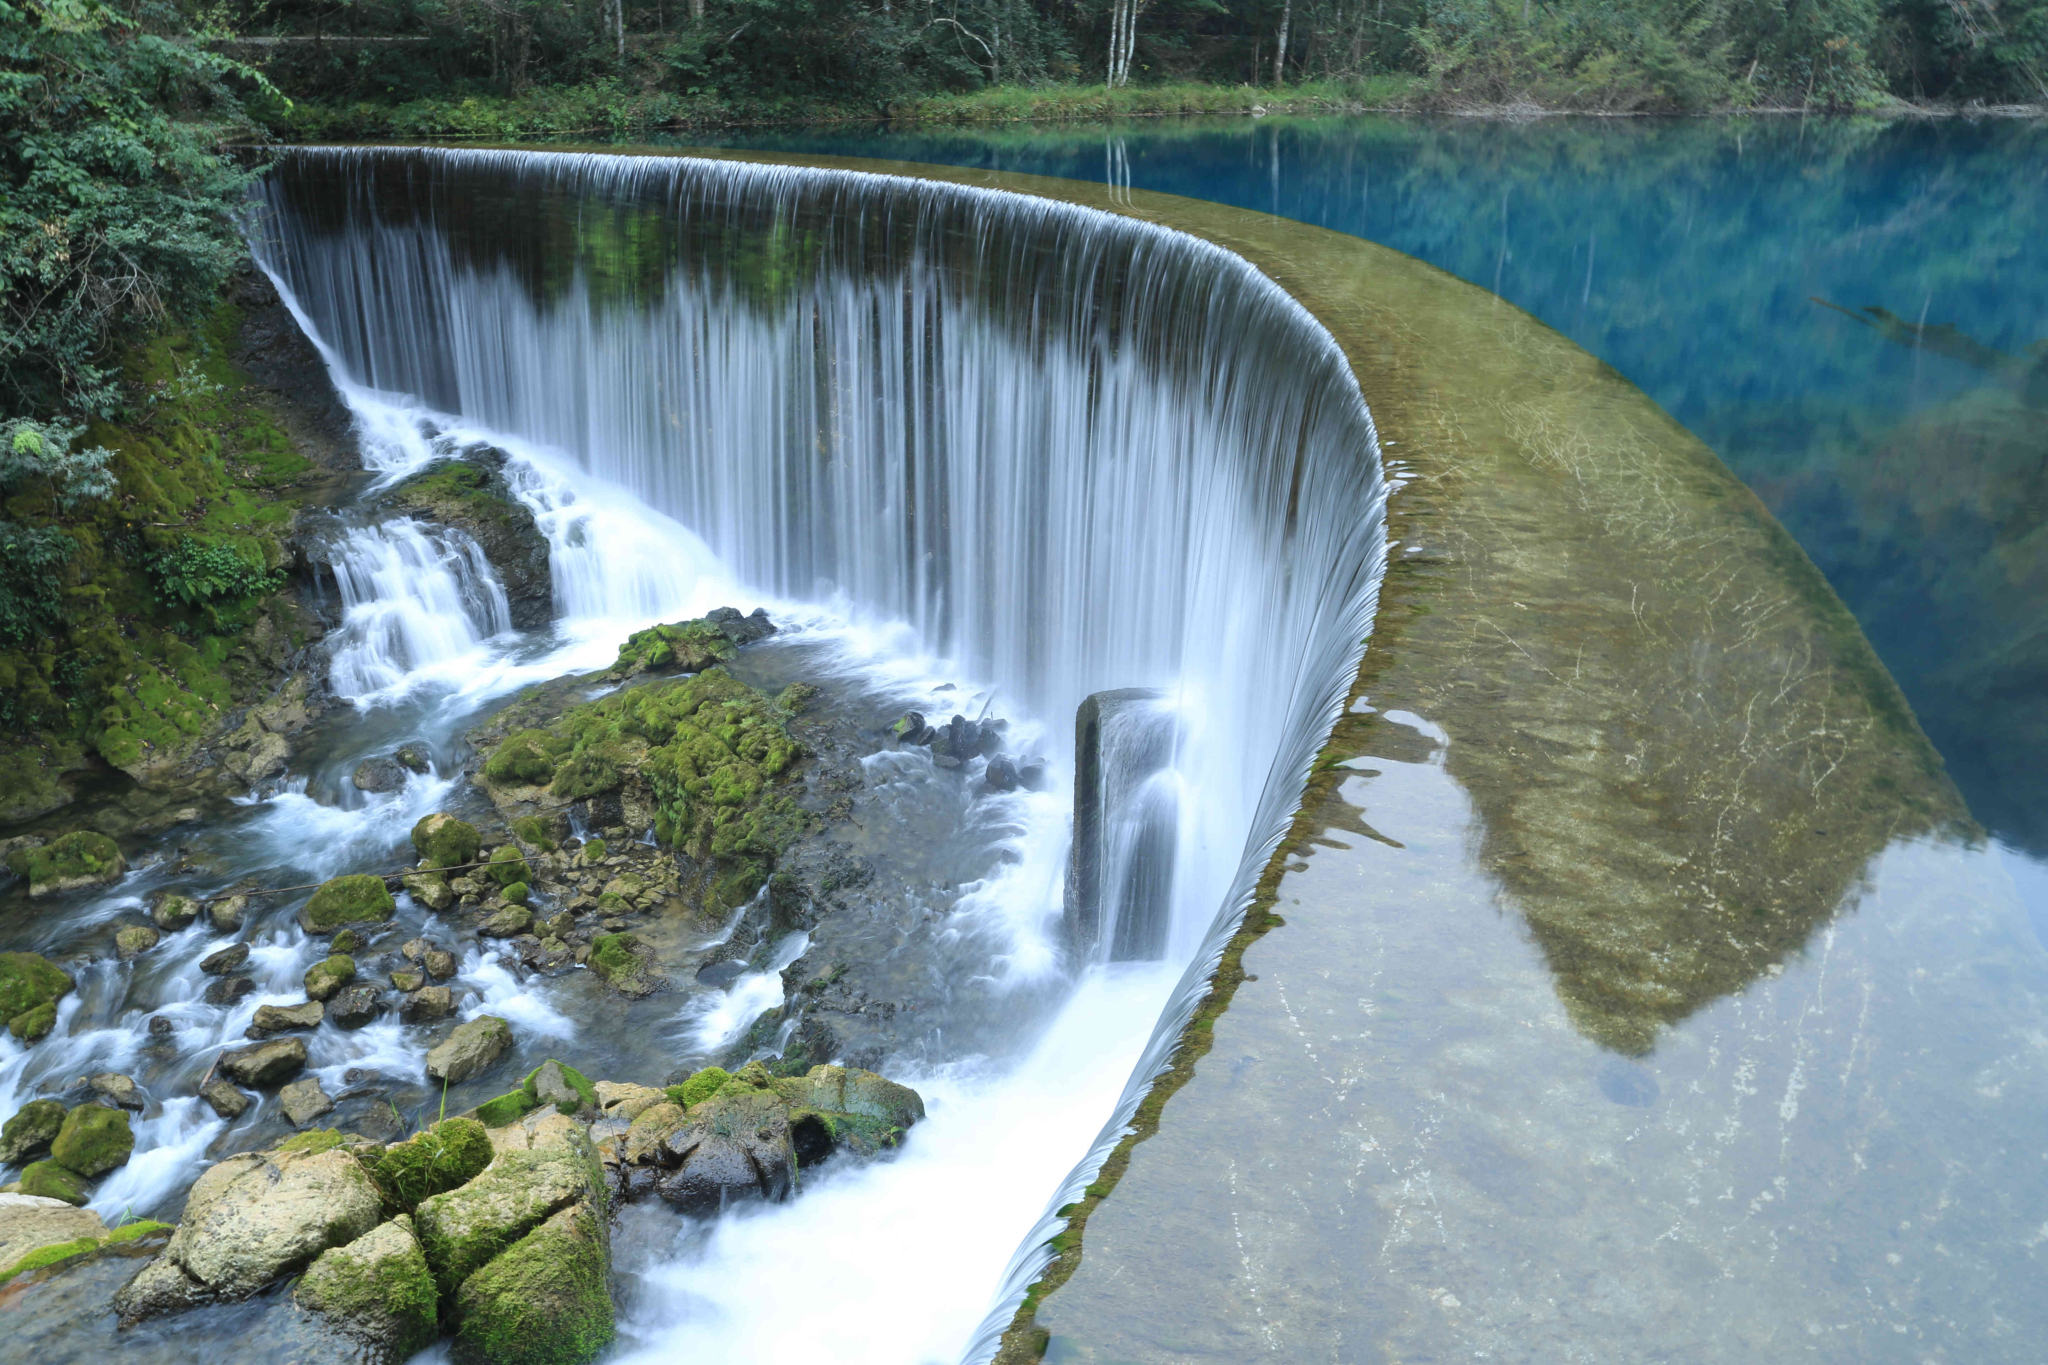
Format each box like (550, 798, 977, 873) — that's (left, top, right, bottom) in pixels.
(244, 146, 1389, 1362)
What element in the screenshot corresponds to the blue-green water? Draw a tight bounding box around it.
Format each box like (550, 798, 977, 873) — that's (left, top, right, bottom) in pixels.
(656, 117, 2048, 899)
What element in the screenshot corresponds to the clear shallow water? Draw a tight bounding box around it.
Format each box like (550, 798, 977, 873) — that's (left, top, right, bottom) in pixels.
(666, 116, 2048, 903)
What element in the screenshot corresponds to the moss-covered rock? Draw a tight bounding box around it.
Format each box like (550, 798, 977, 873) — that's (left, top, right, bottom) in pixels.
(19, 1161, 91, 1205)
(303, 954, 357, 1002)
(579, 837, 607, 862)
(0, 1098, 68, 1164)
(295, 1213, 439, 1358)
(412, 1121, 603, 1299)
(386, 460, 551, 630)
(605, 617, 735, 682)
(587, 932, 655, 996)
(301, 874, 396, 933)
(374, 1118, 494, 1213)
(522, 1060, 597, 1116)
(479, 904, 533, 938)
(673, 1066, 731, 1109)
(329, 928, 360, 954)
(483, 844, 531, 888)
(500, 880, 531, 906)
(114, 924, 160, 960)
(426, 1015, 513, 1085)
(50, 1103, 133, 1177)
(473, 1088, 541, 1129)
(510, 815, 559, 851)
(451, 1201, 613, 1365)
(473, 668, 809, 913)
(0, 953, 73, 1041)
(6, 831, 126, 897)
(412, 813, 481, 870)
(150, 893, 201, 931)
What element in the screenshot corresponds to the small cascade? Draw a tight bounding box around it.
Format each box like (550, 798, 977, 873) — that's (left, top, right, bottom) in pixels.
(319, 518, 512, 701)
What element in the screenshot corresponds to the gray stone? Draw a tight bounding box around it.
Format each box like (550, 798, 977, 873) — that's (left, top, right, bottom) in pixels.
(219, 1037, 308, 1089)
(478, 905, 533, 938)
(203, 974, 257, 1007)
(351, 757, 407, 793)
(295, 1214, 437, 1359)
(400, 986, 455, 1024)
(327, 985, 382, 1031)
(422, 949, 457, 980)
(88, 1073, 146, 1111)
(150, 894, 200, 932)
(392, 743, 431, 774)
(531, 1060, 584, 1114)
(0, 1192, 107, 1272)
(208, 895, 249, 933)
(114, 924, 159, 959)
(279, 1077, 335, 1128)
(424, 1015, 511, 1085)
(200, 1080, 251, 1120)
(199, 943, 250, 976)
(252, 1001, 324, 1033)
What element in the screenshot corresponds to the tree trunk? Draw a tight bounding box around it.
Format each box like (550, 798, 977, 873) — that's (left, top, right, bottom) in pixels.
(1273, 0, 1292, 86)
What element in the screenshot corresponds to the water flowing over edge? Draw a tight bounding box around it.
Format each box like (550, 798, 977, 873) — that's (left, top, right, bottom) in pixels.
(247, 146, 1389, 1362)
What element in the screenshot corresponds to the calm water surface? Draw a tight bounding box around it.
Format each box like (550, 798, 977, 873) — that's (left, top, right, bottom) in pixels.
(666, 116, 2048, 934)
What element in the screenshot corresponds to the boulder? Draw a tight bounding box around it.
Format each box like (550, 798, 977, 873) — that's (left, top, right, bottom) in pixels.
(412, 1116, 603, 1299)
(620, 1103, 686, 1166)
(300, 875, 395, 934)
(329, 985, 383, 1030)
(401, 985, 456, 1024)
(147, 1014, 175, 1037)
(50, 1103, 132, 1176)
(220, 1036, 309, 1088)
(351, 757, 407, 793)
(0, 1099, 67, 1164)
(280, 1078, 335, 1128)
(412, 813, 482, 871)
(390, 970, 424, 993)
(18, 1161, 90, 1206)
(88, 1073, 146, 1111)
(6, 831, 125, 897)
(451, 1201, 612, 1365)
(528, 1060, 596, 1116)
(593, 1081, 666, 1124)
(253, 1000, 325, 1032)
(209, 894, 250, 933)
(295, 1214, 439, 1361)
(0, 1193, 107, 1276)
(1, 952, 73, 1043)
(426, 1016, 512, 1085)
(151, 893, 200, 932)
(200, 1080, 251, 1120)
(204, 974, 257, 1007)
(114, 924, 160, 960)
(304, 954, 357, 1002)
(393, 743, 432, 774)
(479, 905, 533, 938)
(423, 949, 458, 980)
(200, 943, 250, 976)
(403, 871, 456, 911)
(114, 1139, 384, 1322)
(371, 1119, 494, 1212)
(650, 1083, 796, 1214)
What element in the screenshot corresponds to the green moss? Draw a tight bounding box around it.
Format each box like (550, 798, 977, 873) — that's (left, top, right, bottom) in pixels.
(412, 813, 482, 870)
(474, 668, 809, 911)
(50, 1103, 131, 1176)
(451, 1202, 612, 1365)
(297, 1214, 439, 1356)
(606, 617, 734, 681)
(594, 892, 627, 914)
(19, 1160, 89, 1204)
(484, 844, 531, 888)
(588, 933, 639, 984)
(329, 928, 360, 954)
(501, 880, 530, 906)
(1, 1098, 67, 1162)
(277, 1127, 348, 1156)
(510, 816, 558, 852)
(375, 1118, 494, 1212)
(304, 954, 356, 999)
(1, 954, 74, 1040)
(9, 1001, 57, 1042)
(520, 1061, 599, 1115)
(302, 874, 396, 931)
(6, 831, 122, 888)
(483, 729, 563, 787)
(102, 1219, 172, 1245)
(676, 1066, 731, 1109)
(1, 1234, 100, 1281)
(473, 1089, 541, 1128)
(580, 838, 607, 862)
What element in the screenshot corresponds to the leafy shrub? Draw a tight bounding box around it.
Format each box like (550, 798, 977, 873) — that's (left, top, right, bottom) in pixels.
(143, 537, 285, 606)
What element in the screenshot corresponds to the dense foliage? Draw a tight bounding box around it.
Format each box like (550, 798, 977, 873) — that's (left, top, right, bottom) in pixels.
(224, 0, 2044, 117)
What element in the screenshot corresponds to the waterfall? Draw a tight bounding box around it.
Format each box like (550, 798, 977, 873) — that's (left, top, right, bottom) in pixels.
(321, 518, 513, 702)
(247, 146, 1388, 1362)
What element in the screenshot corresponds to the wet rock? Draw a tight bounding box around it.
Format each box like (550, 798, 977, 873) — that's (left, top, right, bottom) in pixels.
(402, 938, 427, 961)
(400, 986, 455, 1024)
(983, 752, 1022, 793)
(330, 928, 362, 954)
(890, 710, 934, 746)
(369, 1119, 493, 1213)
(450, 1200, 612, 1365)
(220, 1036, 309, 1088)
(50, 1103, 132, 1176)
(413, 813, 482, 871)
(391, 970, 425, 993)
(0, 952, 74, 1042)
(328, 985, 383, 1030)
(426, 1015, 513, 1085)
(402, 871, 456, 911)
(204, 974, 257, 1007)
(147, 1014, 175, 1038)
(593, 1082, 666, 1123)
(304, 954, 357, 1002)
(114, 1138, 384, 1323)
(88, 1073, 145, 1112)
(294, 1212, 439, 1360)
(386, 460, 553, 630)
(115, 924, 160, 959)
(393, 743, 432, 774)
(254, 1001, 324, 1033)
(209, 894, 249, 933)
(200, 1080, 251, 1120)
(0, 1099, 67, 1164)
(0, 1192, 107, 1274)
(5, 831, 126, 898)
(18, 1161, 90, 1206)
(423, 949, 458, 980)
(351, 757, 407, 793)
(412, 1113, 603, 1298)
(299, 875, 396, 935)
(279, 1078, 335, 1128)
(150, 893, 200, 932)
(479, 905, 533, 938)
(529, 1060, 594, 1117)
(588, 932, 658, 997)
(200, 943, 250, 976)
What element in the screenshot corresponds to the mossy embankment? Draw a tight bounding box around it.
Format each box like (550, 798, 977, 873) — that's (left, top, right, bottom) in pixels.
(0, 274, 350, 825)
